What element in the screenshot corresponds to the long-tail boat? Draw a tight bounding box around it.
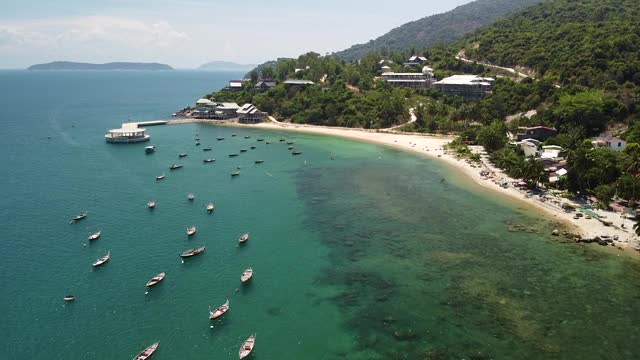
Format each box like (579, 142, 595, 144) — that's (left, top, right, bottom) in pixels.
(180, 246, 205, 258)
(92, 252, 110, 267)
(88, 231, 101, 241)
(186, 226, 196, 236)
(208, 298, 230, 319)
(239, 335, 256, 359)
(241, 268, 253, 283)
(239, 233, 249, 244)
(146, 273, 165, 287)
(132, 342, 159, 360)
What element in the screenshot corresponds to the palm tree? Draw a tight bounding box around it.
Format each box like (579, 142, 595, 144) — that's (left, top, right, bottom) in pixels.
(520, 156, 547, 189)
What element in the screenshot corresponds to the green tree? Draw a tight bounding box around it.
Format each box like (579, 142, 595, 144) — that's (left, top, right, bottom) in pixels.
(594, 184, 616, 209)
(477, 120, 507, 153)
(520, 156, 546, 188)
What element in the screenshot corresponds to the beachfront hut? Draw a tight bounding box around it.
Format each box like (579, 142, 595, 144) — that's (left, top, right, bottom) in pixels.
(237, 104, 267, 124)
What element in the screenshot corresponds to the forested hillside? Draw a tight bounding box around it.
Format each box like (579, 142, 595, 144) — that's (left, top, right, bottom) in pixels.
(335, 0, 544, 61)
(462, 0, 640, 88)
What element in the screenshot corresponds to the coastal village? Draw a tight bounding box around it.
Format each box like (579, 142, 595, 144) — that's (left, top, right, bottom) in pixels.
(105, 50, 640, 255)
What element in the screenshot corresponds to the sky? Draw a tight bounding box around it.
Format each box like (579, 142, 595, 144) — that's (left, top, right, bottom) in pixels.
(0, 0, 473, 69)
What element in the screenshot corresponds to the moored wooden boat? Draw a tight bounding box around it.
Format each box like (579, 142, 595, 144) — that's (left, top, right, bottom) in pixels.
(146, 272, 165, 287)
(231, 171, 240, 177)
(232, 134, 237, 137)
(241, 268, 253, 283)
(156, 174, 165, 180)
(288, 146, 294, 150)
(186, 226, 196, 236)
(71, 212, 88, 223)
(203, 147, 212, 151)
(64, 294, 75, 301)
(257, 138, 264, 142)
(254, 160, 264, 164)
(92, 252, 110, 267)
(209, 298, 230, 319)
(144, 145, 156, 154)
(279, 138, 285, 142)
(239, 233, 249, 244)
(147, 201, 156, 209)
(244, 135, 251, 139)
(88, 231, 101, 241)
(287, 141, 294, 145)
(169, 164, 183, 170)
(239, 335, 256, 359)
(250, 146, 256, 149)
(292, 150, 302, 155)
(240, 149, 247, 152)
(133, 342, 159, 360)
(217, 137, 225, 141)
(180, 246, 205, 258)
(203, 158, 215, 163)
(229, 153, 239, 157)
(187, 193, 195, 201)
(178, 153, 188, 158)
(195, 142, 200, 146)
(207, 203, 215, 212)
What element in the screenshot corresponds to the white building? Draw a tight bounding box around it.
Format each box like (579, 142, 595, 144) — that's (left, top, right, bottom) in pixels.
(517, 140, 538, 157)
(236, 104, 267, 124)
(380, 66, 434, 89)
(433, 75, 494, 100)
(592, 137, 627, 152)
(540, 145, 563, 159)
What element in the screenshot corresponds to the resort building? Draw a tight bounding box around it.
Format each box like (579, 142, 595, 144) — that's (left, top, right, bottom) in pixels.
(380, 66, 434, 90)
(516, 126, 558, 141)
(253, 80, 277, 93)
(195, 98, 216, 108)
(227, 80, 247, 91)
(403, 55, 428, 68)
(105, 123, 150, 143)
(433, 75, 495, 100)
(540, 145, 563, 159)
(592, 137, 627, 152)
(191, 100, 240, 120)
(284, 79, 315, 88)
(236, 104, 267, 124)
(214, 102, 241, 119)
(517, 140, 539, 157)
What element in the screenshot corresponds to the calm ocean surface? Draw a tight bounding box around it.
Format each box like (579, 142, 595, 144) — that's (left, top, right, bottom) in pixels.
(0, 70, 639, 360)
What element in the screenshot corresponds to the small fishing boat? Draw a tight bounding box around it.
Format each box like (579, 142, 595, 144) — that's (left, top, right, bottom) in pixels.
(146, 272, 165, 287)
(239, 233, 249, 244)
(180, 246, 205, 258)
(288, 146, 294, 150)
(203, 147, 212, 151)
(145, 145, 156, 154)
(265, 141, 271, 144)
(88, 231, 101, 241)
(240, 149, 247, 152)
(195, 137, 200, 141)
(207, 203, 215, 212)
(229, 153, 239, 157)
(156, 174, 166, 180)
(239, 335, 256, 359)
(195, 142, 201, 146)
(241, 268, 253, 283)
(133, 342, 159, 360)
(208, 298, 230, 319)
(255, 160, 264, 164)
(244, 136, 251, 139)
(186, 226, 196, 236)
(92, 252, 110, 267)
(178, 153, 188, 158)
(231, 171, 240, 177)
(232, 134, 237, 137)
(169, 164, 183, 170)
(64, 295, 75, 302)
(187, 193, 195, 201)
(292, 150, 302, 155)
(257, 138, 264, 142)
(287, 141, 294, 145)
(203, 159, 215, 163)
(147, 201, 156, 209)
(279, 138, 285, 142)
(71, 212, 88, 223)
(250, 146, 256, 150)
(217, 137, 225, 141)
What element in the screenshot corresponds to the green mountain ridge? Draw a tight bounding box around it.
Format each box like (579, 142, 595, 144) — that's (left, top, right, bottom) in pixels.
(27, 61, 174, 71)
(334, 0, 545, 61)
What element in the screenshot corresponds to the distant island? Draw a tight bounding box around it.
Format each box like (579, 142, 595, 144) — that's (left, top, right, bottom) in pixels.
(27, 61, 174, 71)
(197, 61, 257, 72)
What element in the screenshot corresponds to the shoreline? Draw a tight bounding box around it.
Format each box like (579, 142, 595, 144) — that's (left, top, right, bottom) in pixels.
(168, 118, 640, 255)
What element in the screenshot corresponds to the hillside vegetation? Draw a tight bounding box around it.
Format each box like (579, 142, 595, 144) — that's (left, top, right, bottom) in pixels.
(335, 0, 544, 61)
(462, 0, 640, 88)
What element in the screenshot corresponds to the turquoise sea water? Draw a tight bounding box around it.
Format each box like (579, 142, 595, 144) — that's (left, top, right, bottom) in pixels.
(1, 70, 639, 360)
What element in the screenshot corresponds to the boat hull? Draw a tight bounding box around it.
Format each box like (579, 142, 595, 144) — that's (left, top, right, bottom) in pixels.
(106, 135, 150, 144)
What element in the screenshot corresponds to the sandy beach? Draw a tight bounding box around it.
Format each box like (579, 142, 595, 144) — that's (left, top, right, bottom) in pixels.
(169, 118, 640, 254)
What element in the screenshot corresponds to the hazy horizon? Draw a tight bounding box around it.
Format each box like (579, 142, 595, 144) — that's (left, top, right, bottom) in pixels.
(0, 0, 472, 69)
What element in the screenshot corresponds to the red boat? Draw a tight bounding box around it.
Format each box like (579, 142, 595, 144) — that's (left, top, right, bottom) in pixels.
(186, 226, 196, 236)
(208, 298, 230, 319)
(180, 246, 205, 258)
(133, 342, 159, 360)
(239, 233, 249, 244)
(88, 231, 101, 241)
(146, 272, 165, 287)
(239, 335, 256, 359)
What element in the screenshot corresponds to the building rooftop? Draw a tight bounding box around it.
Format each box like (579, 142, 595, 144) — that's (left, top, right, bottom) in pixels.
(196, 98, 215, 105)
(284, 79, 315, 85)
(434, 75, 495, 86)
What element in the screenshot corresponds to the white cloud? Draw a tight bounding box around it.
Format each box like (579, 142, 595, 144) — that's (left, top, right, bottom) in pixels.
(0, 16, 189, 66)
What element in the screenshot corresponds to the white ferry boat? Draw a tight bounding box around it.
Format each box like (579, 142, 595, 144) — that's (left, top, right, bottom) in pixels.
(105, 123, 150, 143)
